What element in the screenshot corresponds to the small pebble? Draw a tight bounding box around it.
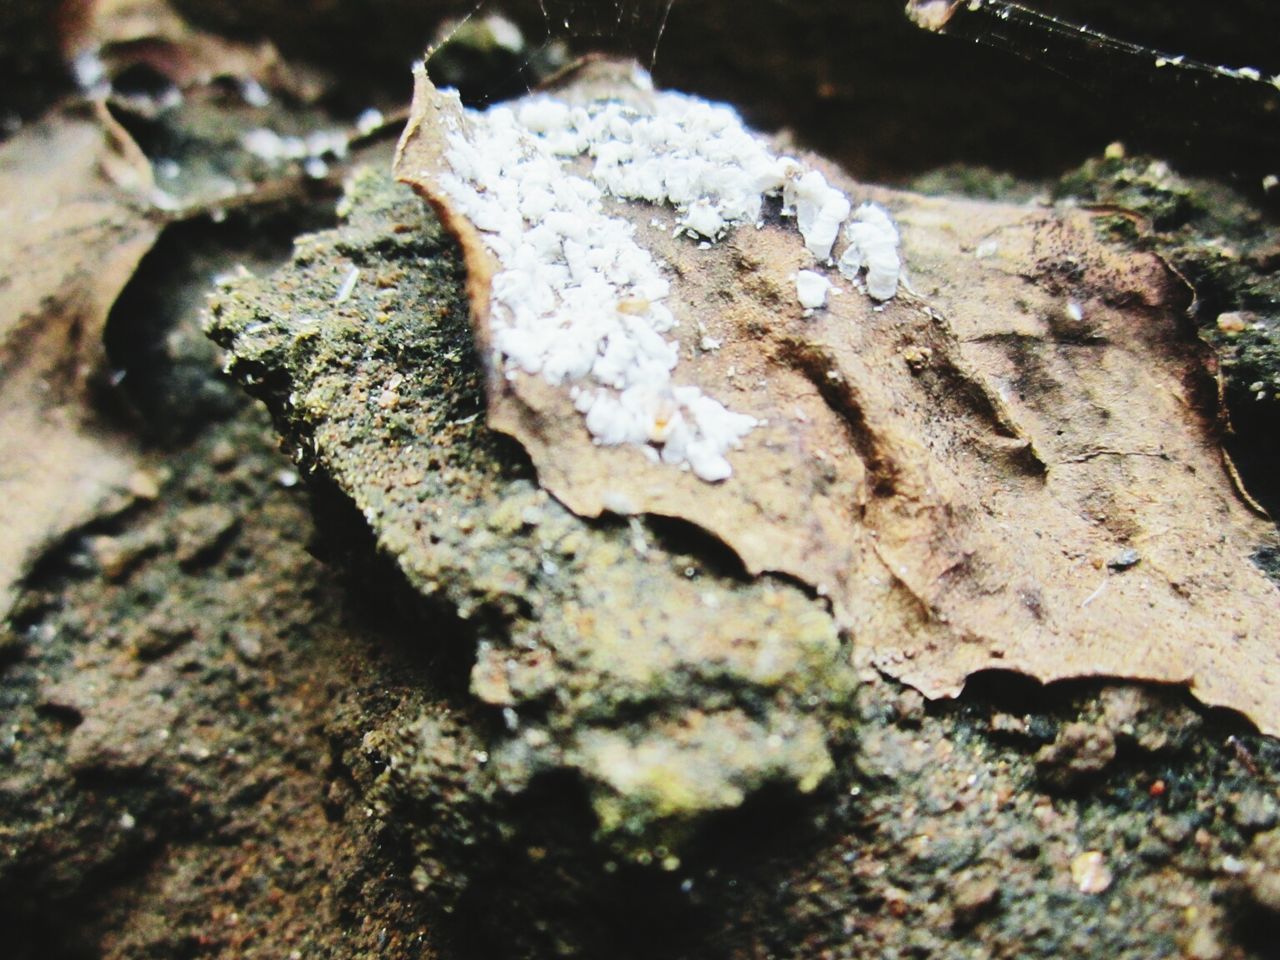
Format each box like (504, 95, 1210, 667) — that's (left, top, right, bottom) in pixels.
(134, 615, 195, 659)
(1036, 722, 1116, 788)
(127, 469, 163, 501)
(1215, 311, 1250, 334)
(90, 535, 138, 581)
(232, 630, 265, 664)
(951, 873, 1000, 926)
(1247, 869, 1280, 914)
(209, 439, 239, 470)
(1185, 923, 1224, 960)
(1107, 548, 1140, 571)
(893, 688, 926, 727)
(1071, 850, 1112, 894)
(1233, 791, 1279, 833)
(1221, 855, 1247, 875)
(174, 504, 240, 568)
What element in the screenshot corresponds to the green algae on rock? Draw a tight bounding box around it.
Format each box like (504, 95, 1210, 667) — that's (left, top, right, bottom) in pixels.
(204, 164, 857, 865)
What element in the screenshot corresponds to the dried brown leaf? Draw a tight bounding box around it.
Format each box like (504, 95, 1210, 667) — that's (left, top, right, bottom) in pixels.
(0, 101, 159, 617)
(396, 64, 1280, 734)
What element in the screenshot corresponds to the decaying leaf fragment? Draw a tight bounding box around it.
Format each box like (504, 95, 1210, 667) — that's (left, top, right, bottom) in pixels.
(397, 60, 1280, 734)
(0, 102, 160, 619)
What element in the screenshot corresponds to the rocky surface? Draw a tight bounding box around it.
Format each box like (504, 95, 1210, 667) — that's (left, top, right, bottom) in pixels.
(189, 165, 1277, 959)
(6, 405, 1278, 958)
(205, 166, 859, 870)
(2, 3, 1279, 959)
(0, 404, 442, 960)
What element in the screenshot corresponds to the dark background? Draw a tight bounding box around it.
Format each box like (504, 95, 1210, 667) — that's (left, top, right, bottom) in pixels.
(176, 0, 1280, 185)
(7, 1, 1278, 185)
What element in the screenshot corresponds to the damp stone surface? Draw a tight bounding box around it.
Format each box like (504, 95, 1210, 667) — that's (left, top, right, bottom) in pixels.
(204, 165, 859, 868)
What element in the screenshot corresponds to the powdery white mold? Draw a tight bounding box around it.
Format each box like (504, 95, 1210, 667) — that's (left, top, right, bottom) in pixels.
(795, 270, 832, 310)
(432, 83, 902, 482)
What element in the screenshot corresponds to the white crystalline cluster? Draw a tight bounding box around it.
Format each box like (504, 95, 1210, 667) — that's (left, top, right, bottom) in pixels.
(432, 85, 902, 482)
(839, 203, 901, 302)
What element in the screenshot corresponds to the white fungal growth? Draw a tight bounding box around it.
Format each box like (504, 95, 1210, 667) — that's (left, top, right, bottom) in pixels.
(795, 270, 832, 310)
(783, 171, 851, 261)
(682, 199, 726, 240)
(519, 91, 800, 239)
(432, 82, 902, 482)
(839, 203, 901, 301)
